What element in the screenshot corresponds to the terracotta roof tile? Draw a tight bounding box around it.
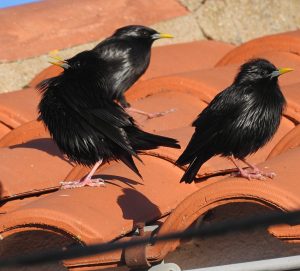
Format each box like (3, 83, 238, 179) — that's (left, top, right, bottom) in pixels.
(282, 83, 300, 123)
(0, 88, 38, 128)
(268, 124, 300, 159)
(0, 139, 72, 201)
(147, 147, 300, 262)
(0, 154, 198, 244)
(0, 0, 187, 61)
(2, 147, 299, 269)
(0, 123, 11, 138)
(0, 120, 49, 148)
(216, 30, 300, 67)
(1, 32, 300, 269)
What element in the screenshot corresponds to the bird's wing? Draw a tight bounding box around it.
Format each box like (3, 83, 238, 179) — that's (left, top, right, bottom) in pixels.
(181, 85, 244, 159)
(93, 39, 140, 98)
(87, 104, 144, 162)
(60, 88, 139, 159)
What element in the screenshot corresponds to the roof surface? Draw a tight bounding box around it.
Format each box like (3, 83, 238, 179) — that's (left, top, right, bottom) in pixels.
(1, 1, 300, 270)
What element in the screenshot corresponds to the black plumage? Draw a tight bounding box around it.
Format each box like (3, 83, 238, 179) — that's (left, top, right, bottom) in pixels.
(37, 26, 179, 189)
(176, 58, 293, 183)
(92, 25, 158, 108)
(49, 25, 172, 108)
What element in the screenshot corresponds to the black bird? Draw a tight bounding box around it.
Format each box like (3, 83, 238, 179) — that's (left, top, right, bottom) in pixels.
(37, 28, 180, 190)
(49, 25, 174, 118)
(176, 59, 293, 183)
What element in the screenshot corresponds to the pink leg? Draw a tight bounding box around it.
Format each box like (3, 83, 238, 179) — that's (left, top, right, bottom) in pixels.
(229, 156, 268, 180)
(126, 107, 176, 119)
(240, 158, 276, 179)
(60, 160, 105, 189)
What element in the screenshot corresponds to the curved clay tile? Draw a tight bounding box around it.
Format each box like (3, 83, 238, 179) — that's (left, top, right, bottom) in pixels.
(268, 125, 300, 159)
(0, 0, 187, 62)
(0, 120, 48, 148)
(1, 33, 300, 269)
(0, 124, 11, 139)
(0, 154, 198, 245)
(0, 139, 72, 202)
(0, 97, 298, 270)
(216, 30, 300, 67)
(44, 148, 300, 270)
(281, 83, 300, 123)
(146, 147, 300, 264)
(0, 88, 39, 128)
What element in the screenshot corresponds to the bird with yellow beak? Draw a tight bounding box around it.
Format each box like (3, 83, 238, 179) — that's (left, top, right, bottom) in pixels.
(48, 25, 174, 119)
(38, 25, 180, 189)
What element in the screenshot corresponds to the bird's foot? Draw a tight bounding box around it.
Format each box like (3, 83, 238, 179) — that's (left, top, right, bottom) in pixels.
(246, 166, 276, 179)
(60, 177, 105, 189)
(232, 167, 275, 181)
(232, 169, 266, 180)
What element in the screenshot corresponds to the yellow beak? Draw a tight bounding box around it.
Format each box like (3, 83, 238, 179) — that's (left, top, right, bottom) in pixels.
(48, 53, 70, 69)
(278, 67, 294, 75)
(158, 33, 174, 39)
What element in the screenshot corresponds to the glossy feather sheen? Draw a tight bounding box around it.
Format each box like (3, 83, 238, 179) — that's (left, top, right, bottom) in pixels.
(177, 59, 286, 183)
(90, 25, 156, 107)
(37, 26, 180, 176)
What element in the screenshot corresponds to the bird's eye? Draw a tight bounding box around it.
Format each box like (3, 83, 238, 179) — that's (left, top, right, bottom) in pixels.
(141, 30, 148, 36)
(74, 61, 81, 68)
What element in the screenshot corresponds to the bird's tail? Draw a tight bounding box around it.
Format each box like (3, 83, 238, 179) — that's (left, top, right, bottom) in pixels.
(127, 127, 180, 151)
(176, 149, 213, 183)
(177, 156, 207, 184)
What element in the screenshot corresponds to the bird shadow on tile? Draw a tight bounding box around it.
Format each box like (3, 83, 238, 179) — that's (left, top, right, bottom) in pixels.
(9, 138, 72, 165)
(117, 188, 161, 227)
(94, 174, 143, 188)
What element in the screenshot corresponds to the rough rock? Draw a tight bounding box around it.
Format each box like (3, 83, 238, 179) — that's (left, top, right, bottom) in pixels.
(194, 0, 300, 44)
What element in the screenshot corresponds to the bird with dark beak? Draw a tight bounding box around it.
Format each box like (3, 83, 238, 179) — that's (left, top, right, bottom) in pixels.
(37, 25, 180, 189)
(176, 58, 293, 183)
(48, 25, 174, 118)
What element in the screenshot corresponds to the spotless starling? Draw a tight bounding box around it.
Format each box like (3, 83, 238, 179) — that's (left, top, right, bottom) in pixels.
(49, 25, 174, 118)
(37, 26, 180, 189)
(176, 59, 293, 183)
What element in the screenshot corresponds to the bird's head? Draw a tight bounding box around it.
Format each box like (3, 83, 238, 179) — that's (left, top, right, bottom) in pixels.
(112, 25, 173, 44)
(234, 58, 293, 85)
(49, 50, 100, 74)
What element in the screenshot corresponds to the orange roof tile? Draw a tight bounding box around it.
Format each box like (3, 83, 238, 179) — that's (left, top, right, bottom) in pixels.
(216, 30, 300, 67)
(1, 31, 300, 270)
(0, 0, 187, 61)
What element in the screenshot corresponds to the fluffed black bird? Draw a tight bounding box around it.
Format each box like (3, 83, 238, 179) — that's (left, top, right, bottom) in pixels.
(37, 27, 180, 189)
(50, 25, 174, 118)
(176, 58, 293, 183)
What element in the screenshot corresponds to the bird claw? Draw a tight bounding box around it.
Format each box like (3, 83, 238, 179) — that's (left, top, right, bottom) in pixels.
(60, 178, 105, 189)
(232, 168, 276, 181)
(246, 167, 276, 179)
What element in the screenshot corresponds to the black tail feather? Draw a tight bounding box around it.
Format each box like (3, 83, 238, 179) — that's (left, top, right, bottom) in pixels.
(119, 153, 142, 179)
(179, 156, 207, 184)
(128, 128, 180, 151)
